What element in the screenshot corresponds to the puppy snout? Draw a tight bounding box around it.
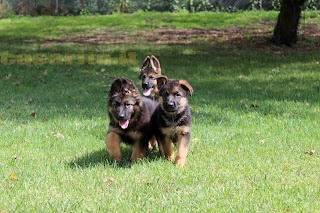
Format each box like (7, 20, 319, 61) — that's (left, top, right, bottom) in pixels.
(118, 113, 125, 119)
(143, 82, 149, 87)
(167, 101, 175, 107)
(164, 101, 176, 111)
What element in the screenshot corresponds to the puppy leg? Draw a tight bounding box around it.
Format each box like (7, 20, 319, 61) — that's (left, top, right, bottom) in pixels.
(157, 137, 165, 157)
(175, 134, 190, 167)
(162, 135, 175, 162)
(105, 132, 122, 161)
(148, 135, 158, 151)
(131, 142, 147, 161)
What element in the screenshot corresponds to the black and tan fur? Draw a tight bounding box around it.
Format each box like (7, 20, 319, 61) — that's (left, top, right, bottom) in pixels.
(105, 78, 158, 162)
(139, 55, 162, 100)
(152, 78, 193, 167)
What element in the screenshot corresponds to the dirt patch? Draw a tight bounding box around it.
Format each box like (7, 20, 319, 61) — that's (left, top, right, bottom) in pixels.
(26, 22, 320, 51)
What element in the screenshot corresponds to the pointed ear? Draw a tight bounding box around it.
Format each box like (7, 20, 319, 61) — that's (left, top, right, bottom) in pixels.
(155, 75, 168, 89)
(140, 56, 150, 70)
(150, 55, 161, 74)
(109, 78, 133, 97)
(109, 78, 124, 97)
(179, 80, 193, 96)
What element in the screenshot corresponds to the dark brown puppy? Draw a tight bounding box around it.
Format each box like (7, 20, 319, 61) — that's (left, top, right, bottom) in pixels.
(153, 78, 193, 167)
(139, 55, 162, 100)
(105, 78, 158, 162)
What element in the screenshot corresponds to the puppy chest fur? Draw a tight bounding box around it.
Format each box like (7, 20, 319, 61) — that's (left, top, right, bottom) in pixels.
(160, 125, 190, 143)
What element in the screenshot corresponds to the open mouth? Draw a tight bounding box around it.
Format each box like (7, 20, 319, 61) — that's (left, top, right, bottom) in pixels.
(119, 120, 129, 129)
(143, 87, 154, 96)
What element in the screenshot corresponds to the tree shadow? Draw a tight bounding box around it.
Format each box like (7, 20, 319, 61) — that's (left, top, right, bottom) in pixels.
(1, 26, 320, 125)
(1, 42, 320, 125)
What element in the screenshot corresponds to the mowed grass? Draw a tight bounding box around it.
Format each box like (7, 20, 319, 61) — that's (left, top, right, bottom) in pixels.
(1, 12, 320, 212)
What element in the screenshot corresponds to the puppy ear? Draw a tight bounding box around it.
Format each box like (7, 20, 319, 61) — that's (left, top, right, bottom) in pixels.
(155, 75, 168, 89)
(150, 55, 161, 74)
(140, 56, 150, 71)
(179, 80, 193, 96)
(109, 78, 134, 97)
(109, 78, 124, 97)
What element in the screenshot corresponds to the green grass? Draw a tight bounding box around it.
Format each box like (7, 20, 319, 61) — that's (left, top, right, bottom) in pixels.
(0, 11, 282, 39)
(1, 11, 320, 212)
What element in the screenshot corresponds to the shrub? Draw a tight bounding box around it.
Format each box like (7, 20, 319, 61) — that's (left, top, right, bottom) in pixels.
(0, 0, 15, 18)
(1, 0, 319, 16)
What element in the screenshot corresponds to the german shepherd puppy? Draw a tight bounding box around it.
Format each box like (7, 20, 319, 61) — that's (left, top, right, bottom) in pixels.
(139, 55, 162, 100)
(153, 77, 193, 167)
(105, 78, 158, 162)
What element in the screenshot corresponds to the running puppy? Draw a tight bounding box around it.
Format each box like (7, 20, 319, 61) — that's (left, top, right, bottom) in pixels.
(139, 55, 162, 100)
(105, 78, 158, 162)
(153, 77, 193, 167)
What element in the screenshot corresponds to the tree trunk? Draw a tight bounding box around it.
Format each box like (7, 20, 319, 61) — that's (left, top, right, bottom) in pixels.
(272, 0, 307, 46)
(50, 0, 58, 15)
(55, 0, 59, 15)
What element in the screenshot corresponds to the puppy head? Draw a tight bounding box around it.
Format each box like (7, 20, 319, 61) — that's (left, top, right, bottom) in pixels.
(139, 55, 162, 97)
(108, 78, 141, 129)
(158, 79, 193, 114)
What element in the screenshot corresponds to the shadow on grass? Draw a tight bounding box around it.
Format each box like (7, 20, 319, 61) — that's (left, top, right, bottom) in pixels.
(67, 147, 161, 169)
(1, 41, 320, 124)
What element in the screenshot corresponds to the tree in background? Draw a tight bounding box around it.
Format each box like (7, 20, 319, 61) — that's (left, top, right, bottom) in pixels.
(272, 0, 308, 46)
(0, 0, 13, 18)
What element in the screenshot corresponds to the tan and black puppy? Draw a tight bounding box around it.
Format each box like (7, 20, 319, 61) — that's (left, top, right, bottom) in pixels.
(139, 55, 162, 100)
(152, 78, 193, 167)
(105, 78, 158, 162)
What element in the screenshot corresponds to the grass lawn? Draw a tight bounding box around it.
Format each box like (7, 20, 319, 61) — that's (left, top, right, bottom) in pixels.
(1, 11, 320, 212)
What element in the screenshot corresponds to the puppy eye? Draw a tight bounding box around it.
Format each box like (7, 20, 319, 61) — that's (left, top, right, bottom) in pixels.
(125, 103, 132, 107)
(141, 75, 146, 80)
(114, 102, 120, 108)
(175, 93, 181, 97)
(149, 76, 155, 80)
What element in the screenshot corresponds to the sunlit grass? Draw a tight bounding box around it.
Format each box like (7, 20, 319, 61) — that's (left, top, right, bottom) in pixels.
(0, 11, 280, 39)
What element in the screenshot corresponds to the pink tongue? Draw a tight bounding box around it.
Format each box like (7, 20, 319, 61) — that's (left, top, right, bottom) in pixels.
(119, 120, 129, 129)
(143, 88, 153, 96)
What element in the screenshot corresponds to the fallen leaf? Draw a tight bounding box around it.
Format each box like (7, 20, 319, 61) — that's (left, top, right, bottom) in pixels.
(26, 97, 33, 104)
(29, 111, 36, 118)
(210, 150, 217, 155)
(259, 140, 265, 144)
(239, 75, 246, 80)
(9, 173, 15, 181)
(104, 178, 114, 185)
(5, 73, 11, 80)
(304, 150, 316, 155)
(144, 180, 153, 186)
(12, 80, 21, 86)
(239, 99, 245, 104)
(52, 132, 65, 139)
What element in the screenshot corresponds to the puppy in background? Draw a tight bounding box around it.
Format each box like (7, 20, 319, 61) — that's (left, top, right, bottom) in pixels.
(139, 55, 162, 100)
